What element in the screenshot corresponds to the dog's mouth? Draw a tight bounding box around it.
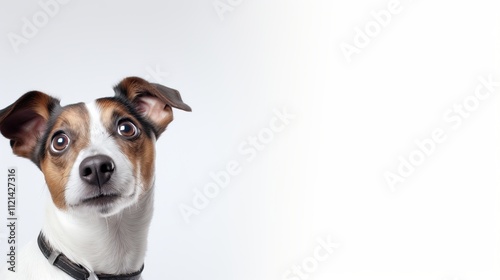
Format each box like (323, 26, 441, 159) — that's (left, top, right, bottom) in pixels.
(81, 193, 120, 206)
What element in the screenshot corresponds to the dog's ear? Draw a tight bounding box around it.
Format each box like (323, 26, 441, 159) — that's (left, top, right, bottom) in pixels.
(0, 91, 60, 159)
(114, 77, 191, 137)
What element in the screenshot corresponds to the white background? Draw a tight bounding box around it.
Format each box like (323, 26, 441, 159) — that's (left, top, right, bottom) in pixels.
(0, 0, 499, 279)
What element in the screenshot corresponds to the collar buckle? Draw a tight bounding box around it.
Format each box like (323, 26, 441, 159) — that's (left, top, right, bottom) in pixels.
(47, 249, 61, 265)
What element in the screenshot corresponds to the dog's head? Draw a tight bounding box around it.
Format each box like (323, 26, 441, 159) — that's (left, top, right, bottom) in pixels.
(0, 77, 191, 216)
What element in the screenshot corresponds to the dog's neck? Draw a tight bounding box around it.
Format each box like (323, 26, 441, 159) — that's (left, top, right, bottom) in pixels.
(41, 187, 154, 275)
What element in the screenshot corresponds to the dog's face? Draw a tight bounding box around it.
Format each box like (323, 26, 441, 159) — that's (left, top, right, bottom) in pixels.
(0, 77, 191, 217)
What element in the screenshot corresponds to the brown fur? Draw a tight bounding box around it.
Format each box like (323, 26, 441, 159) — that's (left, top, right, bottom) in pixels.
(40, 104, 90, 209)
(96, 99, 156, 191)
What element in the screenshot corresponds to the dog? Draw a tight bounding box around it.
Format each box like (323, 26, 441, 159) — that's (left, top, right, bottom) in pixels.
(0, 77, 191, 279)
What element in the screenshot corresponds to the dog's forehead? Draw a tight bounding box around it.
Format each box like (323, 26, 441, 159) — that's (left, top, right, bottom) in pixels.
(49, 97, 133, 125)
(53, 102, 88, 122)
(37, 98, 125, 159)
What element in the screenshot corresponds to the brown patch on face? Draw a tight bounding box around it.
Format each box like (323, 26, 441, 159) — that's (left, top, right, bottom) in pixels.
(96, 99, 156, 192)
(138, 139, 156, 191)
(40, 104, 90, 209)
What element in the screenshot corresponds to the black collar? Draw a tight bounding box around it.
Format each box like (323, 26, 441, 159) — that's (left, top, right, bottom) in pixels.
(37, 232, 144, 280)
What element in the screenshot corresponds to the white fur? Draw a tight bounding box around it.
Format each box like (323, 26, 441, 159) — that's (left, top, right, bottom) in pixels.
(0, 101, 155, 279)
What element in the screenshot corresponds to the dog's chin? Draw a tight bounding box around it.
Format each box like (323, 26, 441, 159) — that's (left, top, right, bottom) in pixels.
(71, 193, 138, 218)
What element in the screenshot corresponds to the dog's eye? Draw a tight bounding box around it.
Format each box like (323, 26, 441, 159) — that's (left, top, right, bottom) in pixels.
(117, 120, 139, 139)
(51, 133, 70, 153)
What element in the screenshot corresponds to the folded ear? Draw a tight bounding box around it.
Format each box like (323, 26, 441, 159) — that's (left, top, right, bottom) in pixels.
(0, 91, 60, 159)
(113, 77, 191, 137)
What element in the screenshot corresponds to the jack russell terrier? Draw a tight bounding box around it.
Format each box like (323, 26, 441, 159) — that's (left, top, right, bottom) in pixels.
(0, 77, 191, 279)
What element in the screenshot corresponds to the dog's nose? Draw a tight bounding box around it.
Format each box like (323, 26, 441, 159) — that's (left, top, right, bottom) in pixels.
(79, 155, 115, 187)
